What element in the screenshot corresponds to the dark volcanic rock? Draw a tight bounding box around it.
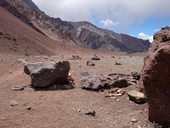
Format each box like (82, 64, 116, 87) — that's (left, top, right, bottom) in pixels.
(111, 78, 128, 88)
(24, 61, 71, 88)
(80, 72, 103, 91)
(80, 72, 133, 92)
(130, 72, 140, 80)
(139, 26, 170, 126)
(80, 72, 110, 91)
(85, 109, 96, 116)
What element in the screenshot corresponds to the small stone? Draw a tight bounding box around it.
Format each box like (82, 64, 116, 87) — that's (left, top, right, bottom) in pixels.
(127, 90, 147, 104)
(70, 55, 82, 60)
(77, 109, 81, 112)
(43, 56, 48, 59)
(10, 86, 25, 91)
(26, 106, 31, 110)
(115, 62, 121, 65)
(130, 72, 140, 80)
(0, 117, 7, 120)
(10, 100, 18, 106)
(91, 54, 100, 61)
(86, 61, 95, 66)
(85, 109, 96, 116)
(35, 102, 39, 104)
(116, 99, 120, 102)
(131, 118, 138, 123)
(18, 58, 27, 64)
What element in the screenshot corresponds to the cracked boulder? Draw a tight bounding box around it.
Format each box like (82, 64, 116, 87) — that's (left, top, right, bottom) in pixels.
(24, 61, 73, 88)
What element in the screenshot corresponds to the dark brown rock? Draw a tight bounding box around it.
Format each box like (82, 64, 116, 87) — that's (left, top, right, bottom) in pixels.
(86, 61, 95, 66)
(91, 54, 101, 60)
(139, 26, 170, 126)
(115, 62, 122, 65)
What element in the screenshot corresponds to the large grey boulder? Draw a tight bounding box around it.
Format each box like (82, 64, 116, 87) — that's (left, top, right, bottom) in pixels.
(24, 61, 71, 88)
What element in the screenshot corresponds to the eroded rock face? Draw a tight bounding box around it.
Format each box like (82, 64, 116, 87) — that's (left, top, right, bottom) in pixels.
(139, 26, 170, 126)
(24, 61, 70, 88)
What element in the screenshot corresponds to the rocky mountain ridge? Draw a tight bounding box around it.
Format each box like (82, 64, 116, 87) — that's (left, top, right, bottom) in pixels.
(0, 0, 151, 52)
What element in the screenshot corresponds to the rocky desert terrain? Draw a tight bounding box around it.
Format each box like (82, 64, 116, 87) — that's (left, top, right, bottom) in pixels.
(0, 6, 151, 128)
(1, 0, 170, 128)
(0, 50, 151, 128)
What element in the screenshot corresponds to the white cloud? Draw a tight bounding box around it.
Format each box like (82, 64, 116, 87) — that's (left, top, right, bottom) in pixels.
(138, 32, 153, 42)
(32, 0, 170, 21)
(100, 19, 118, 29)
(32, 0, 170, 32)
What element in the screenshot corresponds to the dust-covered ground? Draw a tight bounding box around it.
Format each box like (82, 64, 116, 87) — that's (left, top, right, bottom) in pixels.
(0, 6, 153, 128)
(0, 51, 153, 128)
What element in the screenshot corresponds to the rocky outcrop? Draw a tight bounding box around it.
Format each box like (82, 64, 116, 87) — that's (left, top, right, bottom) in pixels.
(24, 61, 72, 89)
(139, 26, 170, 126)
(80, 72, 139, 92)
(0, 0, 151, 52)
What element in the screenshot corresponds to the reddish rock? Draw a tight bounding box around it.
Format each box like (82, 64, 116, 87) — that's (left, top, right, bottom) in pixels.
(86, 61, 95, 66)
(139, 26, 170, 126)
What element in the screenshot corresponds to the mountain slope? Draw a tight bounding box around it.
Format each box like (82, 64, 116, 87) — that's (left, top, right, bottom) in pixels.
(0, 0, 151, 52)
(0, 6, 73, 56)
(69, 21, 150, 52)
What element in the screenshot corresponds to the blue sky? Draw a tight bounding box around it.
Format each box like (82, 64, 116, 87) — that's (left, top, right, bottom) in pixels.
(32, 0, 170, 42)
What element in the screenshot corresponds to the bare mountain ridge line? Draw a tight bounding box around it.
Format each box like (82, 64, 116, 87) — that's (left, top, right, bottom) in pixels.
(0, 0, 151, 52)
(0, 5, 75, 56)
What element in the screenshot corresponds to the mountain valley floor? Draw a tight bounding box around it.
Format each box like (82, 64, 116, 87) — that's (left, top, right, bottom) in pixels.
(0, 50, 155, 128)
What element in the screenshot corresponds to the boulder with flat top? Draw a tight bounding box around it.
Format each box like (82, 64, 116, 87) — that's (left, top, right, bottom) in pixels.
(24, 61, 71, 88)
